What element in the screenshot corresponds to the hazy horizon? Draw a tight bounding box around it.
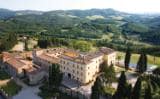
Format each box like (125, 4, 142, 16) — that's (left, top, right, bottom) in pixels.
(0, 0, 160, 14)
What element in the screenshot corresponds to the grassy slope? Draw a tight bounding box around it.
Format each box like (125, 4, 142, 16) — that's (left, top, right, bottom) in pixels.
(117, 51, 160, 66)
(1, 80, 22, 96)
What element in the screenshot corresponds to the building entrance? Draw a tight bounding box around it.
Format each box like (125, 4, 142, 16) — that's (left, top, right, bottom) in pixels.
(68, 73, 71, 78)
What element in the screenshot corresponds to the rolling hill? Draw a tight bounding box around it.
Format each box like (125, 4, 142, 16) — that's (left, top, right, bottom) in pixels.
(0, 8, 160, 55)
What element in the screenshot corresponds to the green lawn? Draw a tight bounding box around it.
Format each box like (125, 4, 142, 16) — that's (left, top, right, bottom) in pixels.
(104, 86, 116, 95)
(117, 52, 160, 66)
(0, 69, 11, 80)
(114, 66, 125, 73)
(0, 80, 22, 96)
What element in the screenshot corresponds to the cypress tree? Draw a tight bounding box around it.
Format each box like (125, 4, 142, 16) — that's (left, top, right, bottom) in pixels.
(48, 65, 53, 87)
(109, 63, 116, 83)
(131, 77, 142, 99)
(113, 71, 128, 99)
(144, 84, 152, 99)
(100, 59, 108, 72)
(103, 62, 116, 85)
(124, 47, 131, 70)
(51, 64, 63, 87)
(136, 53, 147, 73)
(48, 64, 62, 89)
(153, 67, 160, 75)
(126, 84, 132, 99)
(24, 40, 29, 51)
(144, 53, 147, 72)
(91, 77, 101, 99)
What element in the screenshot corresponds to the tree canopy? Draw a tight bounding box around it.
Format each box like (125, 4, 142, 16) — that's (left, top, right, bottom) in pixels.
(136, 53, 147, 73)
(49, 64, 63, 88)
(124, 47, 131, 70)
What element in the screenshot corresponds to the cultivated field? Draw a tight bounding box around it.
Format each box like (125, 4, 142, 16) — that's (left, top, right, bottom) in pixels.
(117, 51, 160, 66)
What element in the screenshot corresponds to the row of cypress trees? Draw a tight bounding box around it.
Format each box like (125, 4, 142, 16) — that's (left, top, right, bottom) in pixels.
(91, 71, 159, 99)
(113, 71, 160, 99)
(124, 47, 147, 73)
(91, 47, 158, 99)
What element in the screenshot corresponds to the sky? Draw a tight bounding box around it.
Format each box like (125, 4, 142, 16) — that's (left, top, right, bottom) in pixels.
(0, 0, 160, 13)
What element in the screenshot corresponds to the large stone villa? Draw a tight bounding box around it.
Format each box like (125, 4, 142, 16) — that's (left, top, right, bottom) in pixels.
(1, 47, 116, 85)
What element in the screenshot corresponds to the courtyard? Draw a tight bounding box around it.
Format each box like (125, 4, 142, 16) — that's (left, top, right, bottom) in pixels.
(13, 86, 41, 99)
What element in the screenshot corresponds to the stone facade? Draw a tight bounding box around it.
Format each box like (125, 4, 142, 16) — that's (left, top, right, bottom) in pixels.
(33, 47, 116, 84)
(1, 47, 116, 85)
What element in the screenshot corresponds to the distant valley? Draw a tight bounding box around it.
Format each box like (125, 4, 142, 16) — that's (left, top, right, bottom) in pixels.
(0, 8, 160, 56)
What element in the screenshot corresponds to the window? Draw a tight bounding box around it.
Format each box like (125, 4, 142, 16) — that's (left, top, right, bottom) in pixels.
(77, 77, 79, 81)
(77, 65, 79, 69)
(81, 72, 83, 76)
(77, 71, 79, 74)
(88, 72, 90, 75)
(88, 67, 90, 69)
(81, 78, 83, 82)
(81, 67, 83, 70)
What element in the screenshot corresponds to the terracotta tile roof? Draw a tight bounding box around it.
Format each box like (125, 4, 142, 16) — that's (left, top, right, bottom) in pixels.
(59, 54, 92, 64)
(35, 47, 115, 65)
(2, 52, 33, 70)
(6, 58, 26, 70)
(85, 51, 104, 59)
(2, 52, 13, 60)
(39, 54, 59, 64)
(45, 48, 64, 53)
(25, 66, 43, 75)
(99, 47, 115, 54)
(59, 47, 106, 64)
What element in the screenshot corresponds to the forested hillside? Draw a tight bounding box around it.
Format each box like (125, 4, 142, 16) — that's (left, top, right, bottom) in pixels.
(0, 8, 160, 55)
